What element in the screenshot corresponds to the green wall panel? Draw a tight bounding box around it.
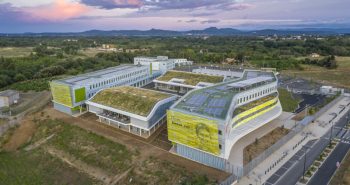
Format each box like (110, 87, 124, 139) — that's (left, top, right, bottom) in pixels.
(74, 87, 86, 103)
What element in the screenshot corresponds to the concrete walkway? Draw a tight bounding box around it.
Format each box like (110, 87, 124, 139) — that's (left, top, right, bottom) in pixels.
(237, 96, 350, 185)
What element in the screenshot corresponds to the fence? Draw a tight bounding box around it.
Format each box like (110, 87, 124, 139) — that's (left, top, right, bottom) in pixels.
(240, 94, 344, 177)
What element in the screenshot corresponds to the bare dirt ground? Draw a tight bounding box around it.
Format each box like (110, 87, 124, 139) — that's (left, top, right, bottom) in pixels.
(44, 107, 230, 182)
(2, 118, 36, 151)
(243, 127, 290, 165)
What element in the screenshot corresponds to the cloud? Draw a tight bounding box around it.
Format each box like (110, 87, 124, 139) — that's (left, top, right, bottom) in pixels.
(79, 0, 255, 11)
(201, 20, 220, 24)
(0, 0, 90, 22)
(23, 0, 90, 22)
(81, 0, 143, 9)
(186, 19, 198, 23)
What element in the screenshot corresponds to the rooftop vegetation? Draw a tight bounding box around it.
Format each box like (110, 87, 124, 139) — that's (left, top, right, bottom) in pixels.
(234, 93, 278, 115)
(91, 86, 172, 116)
(157, 71, 223, 86)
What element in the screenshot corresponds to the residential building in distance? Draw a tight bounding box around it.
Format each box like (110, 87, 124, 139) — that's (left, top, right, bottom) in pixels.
(153, 70, 224, 95)
(50, 64, 156, 115)
(0, 90, 19, 108)
(167, 70, 282, 176)
(86, 86, 177, 137)
(134, 56, 193, 74)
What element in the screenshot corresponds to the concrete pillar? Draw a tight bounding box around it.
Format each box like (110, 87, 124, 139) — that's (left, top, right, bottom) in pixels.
(139, 129, 142, 136)
(149, 130, 151, 136)
(108, 119, 111, 125)
(129, 125, 131, 132)
(99, 116, 101, 122)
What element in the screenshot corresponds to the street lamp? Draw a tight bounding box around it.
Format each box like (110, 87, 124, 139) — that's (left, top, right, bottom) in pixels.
(329, 121, 334, 147)
(302, 145, 311, 181)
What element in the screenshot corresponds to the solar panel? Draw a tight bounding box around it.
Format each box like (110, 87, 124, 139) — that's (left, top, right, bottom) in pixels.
(204, 107, 224, 116)
(208, 98, 227, 107)
(186, 94, 208, 107)
(205, 89, 217, 94)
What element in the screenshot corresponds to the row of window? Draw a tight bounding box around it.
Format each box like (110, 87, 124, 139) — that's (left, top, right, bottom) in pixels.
(238, 86, 277, 104)
(88, 70, 148, 90)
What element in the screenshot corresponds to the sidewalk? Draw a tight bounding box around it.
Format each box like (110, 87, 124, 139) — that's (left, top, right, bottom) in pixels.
(237, 96, 350, 185)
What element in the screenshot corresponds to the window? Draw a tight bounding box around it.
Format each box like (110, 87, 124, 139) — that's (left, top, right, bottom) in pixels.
(218, 130, 222, 135)
(219, 144, 222, 149)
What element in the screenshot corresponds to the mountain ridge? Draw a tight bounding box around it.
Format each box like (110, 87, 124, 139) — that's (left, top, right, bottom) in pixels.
(1, 27, 350, 36)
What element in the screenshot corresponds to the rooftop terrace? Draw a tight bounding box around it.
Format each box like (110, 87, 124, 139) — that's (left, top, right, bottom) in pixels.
(173, 71, 276, 120)
(156, 70, 224, 86)
(90, 86, 173, 117)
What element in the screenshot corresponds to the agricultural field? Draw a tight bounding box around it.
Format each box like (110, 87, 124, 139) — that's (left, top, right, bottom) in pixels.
(282, 57, 350, 88)
(0, 47, 33, 57)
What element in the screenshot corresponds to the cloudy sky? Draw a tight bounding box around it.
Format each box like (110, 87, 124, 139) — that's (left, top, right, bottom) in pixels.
(0, 0, 349, 33)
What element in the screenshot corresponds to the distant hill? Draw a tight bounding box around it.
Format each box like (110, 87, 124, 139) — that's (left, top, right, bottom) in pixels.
(1, 27, 350, 37)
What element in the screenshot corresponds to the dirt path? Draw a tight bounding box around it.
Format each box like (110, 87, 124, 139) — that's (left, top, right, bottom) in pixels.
(24, 134, 55, 151)
(46, 147, 112, 184)
(3, 118, 36, 151)
(43, 107, 230, 182)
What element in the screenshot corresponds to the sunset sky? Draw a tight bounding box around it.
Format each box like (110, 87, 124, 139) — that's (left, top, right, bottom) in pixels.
(0, 0, 349, 33)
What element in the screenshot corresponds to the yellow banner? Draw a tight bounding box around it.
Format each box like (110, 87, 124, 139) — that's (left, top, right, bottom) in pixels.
(50, 82, 73, 107)
(167, 110, 219, 155)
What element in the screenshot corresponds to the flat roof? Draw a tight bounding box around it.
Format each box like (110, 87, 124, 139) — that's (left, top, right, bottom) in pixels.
(156, 70, 224, 86)
(192, 68, 243, 78)
(0, 90, 18, 97)
(54, 64, 147, 86)
(90, 86, 173, 117)
(173, 70, 276, 120)
(228, 76, 274, 88)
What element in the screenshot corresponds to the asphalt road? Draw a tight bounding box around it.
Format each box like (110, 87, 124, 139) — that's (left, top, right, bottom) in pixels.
(269, 110, 350, 185)
(307, 130, 350, 185)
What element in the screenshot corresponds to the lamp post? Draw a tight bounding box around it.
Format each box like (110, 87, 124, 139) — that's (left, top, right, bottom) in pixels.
(302, 145, 310, 181)
(329, 121, 334, 147)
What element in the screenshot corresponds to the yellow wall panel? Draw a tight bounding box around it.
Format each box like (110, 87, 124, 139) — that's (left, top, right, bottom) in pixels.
(233, 97, 278, 123)
(167, 110, 220, 155)
(50, 82, 73, 107)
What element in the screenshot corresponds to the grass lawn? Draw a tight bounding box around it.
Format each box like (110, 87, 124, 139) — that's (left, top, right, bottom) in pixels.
(0, 47, 33, 57)
(243, 127, 290, 165)
(91, 86, 172, 117)
(31, 119, 134, 175)
(119, 156, 213, 185)
(157, 70, 224, 86)
(0, 119, 7, 126)
(282, 56, 350, 88)
(278, 88, 300, 112)
(0, 149, 101, 185)
(0, 116, 215, 185)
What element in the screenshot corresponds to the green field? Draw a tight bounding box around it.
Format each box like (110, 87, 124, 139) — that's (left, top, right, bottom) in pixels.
(0, 47, 33, 57)
(278, 88, 300, 112)
(0, 118, 213, 185)
(31, 119, 134, 175)
(283, 57, 350, 88)
(0, 149, 101, 185)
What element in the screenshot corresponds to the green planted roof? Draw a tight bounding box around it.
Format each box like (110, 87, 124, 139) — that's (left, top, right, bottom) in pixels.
(157, 70, 223, 86)
(91, 86, 172, 117)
